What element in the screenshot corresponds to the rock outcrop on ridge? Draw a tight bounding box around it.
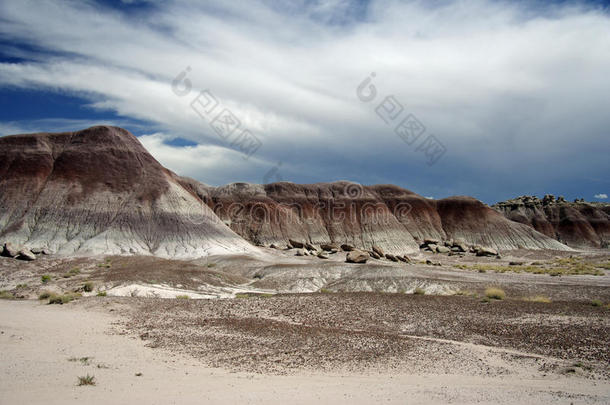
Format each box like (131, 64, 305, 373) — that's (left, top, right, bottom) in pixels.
(0, 126, 255, 257)
(493, 195, 610, 249)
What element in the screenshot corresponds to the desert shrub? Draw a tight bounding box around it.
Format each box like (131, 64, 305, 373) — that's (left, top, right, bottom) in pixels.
(413, 287, 425, 295)
(591, 299, 603, 307)
(175, 294, 190, 299)
(48, 292, 81, 305)
(96, 291, 107, 297)
(77, 375, 96, 386)
(235, 293, 250, 298)
(0, 290, 13, 299)
(319, 288, 333, 294)
(38, 291, 53, 300)
(41, 275, 51, 283)
(207, 263, 216, 268)
(83, 282, 94, 292)
(485, 287, 505, 300)
(16, 283, 27, 289)
(523, 295, 551, 303)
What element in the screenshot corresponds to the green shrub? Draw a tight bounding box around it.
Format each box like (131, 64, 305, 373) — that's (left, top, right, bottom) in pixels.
(175, 294, 190, 299)
(96, 291, 107, 297)
(591, 299, 603, 307)
(83, 282, 94, 292)
(16, 283, 27, 289)
(48, 292, 81, 305)
(41, 275, 51, 283)
(77, 375, 96, 386)
(319, 288, 333, 294)
(485, 287, 506, 300)
(38, 291, 53, 300)
(413, 287, 425, 295)
(0, 290, 13, 299)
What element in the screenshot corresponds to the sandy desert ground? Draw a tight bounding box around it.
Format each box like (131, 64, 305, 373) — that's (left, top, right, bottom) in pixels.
(1, 249, 609, 404)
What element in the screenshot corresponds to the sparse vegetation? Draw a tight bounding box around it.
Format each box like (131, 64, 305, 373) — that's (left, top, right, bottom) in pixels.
(0, 290, 14, 299)
(319, 288, 333, 294)
(63, 268, 81, 278)
(16, 283, 28, 289)
(96, 291, 107, 297)
(235, 293, 250, 298)
(175, 294, 190, 299)
(41, 274, 51, 283)
(523, 295, 551, 303)
(413, 287, 425, 295)
(83, 282, 94, 292)
(454, 257, 604, 276)
(207, 263, 216, 268)
(485, 287, 505, 300)
(77, 374, 96, 386)
(69, 356, 92, 365)
(48, 292, 81, 305)
(591, 299, 603, 307)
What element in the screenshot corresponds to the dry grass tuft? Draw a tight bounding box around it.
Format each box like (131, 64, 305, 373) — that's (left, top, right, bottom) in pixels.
(485, 287, 506, 300)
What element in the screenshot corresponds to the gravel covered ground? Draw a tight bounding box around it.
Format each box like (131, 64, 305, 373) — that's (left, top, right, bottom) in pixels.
(120, 292, 610, 376)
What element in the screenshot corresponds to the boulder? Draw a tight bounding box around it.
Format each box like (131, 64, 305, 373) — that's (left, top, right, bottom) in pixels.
(385, 253, 398, 262)
(269, 243, 279, 249)
(369, 251, 381, 260)
(30, 247, 43, 254)
(288, 239, 305, 249)
(305, 243, 317, 251)
(423, 238, 440, 245)
(426, 259, 441, 266)
(396, 255, 407, 262)
(476, 247, 499, 257)
(41, 248, 53, 255)
(372, 245, 385, 257)
(330, 248, 339, 254)
(317, 251, 329, 259)
(3, 242, 20, 257)
(341, 244, 355, 252)
(295, 249, 305, 256)
(320, 243, 339, 251)
(346, 250, 369, 264)
(402, 255, 412, 263)
(452, 242, 468, 252)
(16, 249, 36, 261)
(436, 246, 451, 254)
(427, 244, 439, 252)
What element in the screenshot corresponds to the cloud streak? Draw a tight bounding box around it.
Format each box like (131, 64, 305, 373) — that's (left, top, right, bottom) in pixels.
(0, 0, 609, 203)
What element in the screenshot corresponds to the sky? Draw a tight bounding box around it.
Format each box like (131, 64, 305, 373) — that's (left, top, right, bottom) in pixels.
(0, 0, 609, 205)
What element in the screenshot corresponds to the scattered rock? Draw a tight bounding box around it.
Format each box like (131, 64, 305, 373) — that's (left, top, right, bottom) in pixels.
(3, 242, 20, 257)
(509, 261, 525, 266)
(372, 245, 384, 257)
(317, 251, 329, 259)
(424, 238, 440, 245)
(396, 255, 407, 262)
(295, 249, 305, 256)
(341, 244, 355, 252)
(320, 243, 339, 251)
(269, 243, 279, 249)
(346, 250, 369, 264)
(436, 246, 451, 254)
(288, 239, 305, 249)
(329, 248, 339, 254)
(305, 243, 317, 251)
(385, 254, 398, 262)
(16, 249, 36, 261)
(428, 244, 439, 252)
(476, 247, 499, 257)
(426, 259, 441, 266)
(369, 251, 381, 260)
(402, 255, 412, 263)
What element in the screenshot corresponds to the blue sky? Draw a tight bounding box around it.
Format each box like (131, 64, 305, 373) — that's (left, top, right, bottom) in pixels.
(1, 0, 609, 204)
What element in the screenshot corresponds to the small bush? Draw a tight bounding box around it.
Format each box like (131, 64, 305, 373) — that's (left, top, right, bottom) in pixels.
(96, 291, 107, 297)
(16, 283, 27, 289)
(207, 263, 216, 268)
(591, 299, 603, 307)
(319, 288, 333, 294)
(235, 293, 250, 298)
(485, 287, 506, 300)
(135, 372, 143, 377)
(175, 294, 190, 299)
(69, 357, 92, 365)
(41, 275, 51, 283)
(524, 295, 551, 303)
(0, 290, 13, 299)
(83, 282, 94, 292)
(38, 291, 52, 300)
(413, 287, 425, 295)
(77, 374, 96, 386)
(48, 292, 81, 305)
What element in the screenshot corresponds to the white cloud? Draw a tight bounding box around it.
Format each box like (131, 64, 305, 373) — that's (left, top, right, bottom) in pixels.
(0, 0, 609, 200)
(594, 193, 608, 199)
